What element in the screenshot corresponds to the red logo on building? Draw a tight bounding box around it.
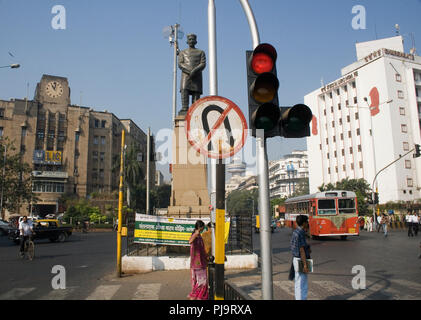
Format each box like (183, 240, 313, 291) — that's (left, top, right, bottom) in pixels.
(312, 116, 318, 136)
(369, 87, 380, 116)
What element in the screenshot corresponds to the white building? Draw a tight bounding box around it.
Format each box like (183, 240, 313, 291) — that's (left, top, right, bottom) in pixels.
(269, 151, 309, 199)
(305, 36, 421, 204)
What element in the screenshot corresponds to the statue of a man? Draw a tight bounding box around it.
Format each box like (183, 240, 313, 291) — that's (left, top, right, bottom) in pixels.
(178, 34, 206, 115)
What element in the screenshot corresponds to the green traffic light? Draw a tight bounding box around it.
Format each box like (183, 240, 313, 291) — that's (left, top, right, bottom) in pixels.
(256, 116, 276, 131)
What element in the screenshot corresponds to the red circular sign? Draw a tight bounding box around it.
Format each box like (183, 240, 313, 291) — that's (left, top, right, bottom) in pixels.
(185, 96, 248, 159)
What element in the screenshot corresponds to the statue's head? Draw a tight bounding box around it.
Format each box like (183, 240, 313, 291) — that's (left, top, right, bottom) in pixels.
(187, 34, 197, 47)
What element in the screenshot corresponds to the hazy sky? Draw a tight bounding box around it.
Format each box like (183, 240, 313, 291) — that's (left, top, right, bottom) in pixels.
(1, 0, 420, 182)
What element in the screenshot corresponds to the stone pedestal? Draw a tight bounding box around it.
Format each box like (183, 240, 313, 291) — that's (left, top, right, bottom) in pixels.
(168, 115, 210, 217)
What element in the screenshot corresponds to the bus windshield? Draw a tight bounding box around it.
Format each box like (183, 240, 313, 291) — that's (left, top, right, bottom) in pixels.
(338, 198, 356, 214)
(318, 199, 337, 216)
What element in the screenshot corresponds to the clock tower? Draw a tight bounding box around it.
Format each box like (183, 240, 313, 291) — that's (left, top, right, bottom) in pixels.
(35, 74, 71, 107)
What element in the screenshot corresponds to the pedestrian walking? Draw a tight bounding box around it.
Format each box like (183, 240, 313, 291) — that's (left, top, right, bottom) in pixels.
(201, 222, 213, 260)
(407, 212, 414, 237)
(290, 215, 312, 300)
(377, 215, 382, 232)
(381, 213, 389, 237)
(187, 220, 208, 300)
(367, 216, 373, 232)
(413, 213, 419, 236)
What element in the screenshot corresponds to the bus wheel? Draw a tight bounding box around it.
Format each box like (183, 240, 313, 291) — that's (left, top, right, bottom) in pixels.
(340, 236, 347, 241)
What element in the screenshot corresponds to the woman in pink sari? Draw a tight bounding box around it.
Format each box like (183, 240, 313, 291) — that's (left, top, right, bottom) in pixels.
(188, 220, 209, 300)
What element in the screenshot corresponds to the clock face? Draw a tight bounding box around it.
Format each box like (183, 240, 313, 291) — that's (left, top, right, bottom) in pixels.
(45, 81, 64, 98)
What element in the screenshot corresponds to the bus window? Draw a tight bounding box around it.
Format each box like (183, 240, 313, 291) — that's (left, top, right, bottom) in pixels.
(338, 198, 356, 214)
(317, 199, 337, 215)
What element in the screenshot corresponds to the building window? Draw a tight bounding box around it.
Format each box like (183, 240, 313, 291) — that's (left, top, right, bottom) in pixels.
(407, 178, 414, 188)
(358, 145, 362, 152)
(348, 131, 352, 138)
(357, 128, 360, 136)
(327, 153, 330, 159)
(352, 82, 356, 89)
(93, 136, 99, 145)
(336, 89, 340, 96)
(342, 149, 345, 156)
(320, 144, 322, 150)
(333, 136, 336, 143)
(101, 136, 106, 145)
(332, 121, 335, 128)
(401, 124, 408, 133)
(341, 133, 344, 140)
(346, 100, 349, 106)
(99, 169, 104, 179)
(355, 112, 359, 120)
(400, 107, 406, 116)
(335, 166, 338, 173)
(0, 127, 4, 137)
(324, 109, 327, 116)
(100, 152, 105, 162)
(347, 115, 351, 123)
(101, 120, 106, 128)
(351, 163, 354, 170)
(359, 161, 363, 169)
(350, 147, 353, 154)
(339, 118, 343, 125)
(354, 97, 357, 104)
(75, 132, 80, 142)
(94, 119, 100, 128)
(343, 86, 348, 93)
(328, 168, 331, 174)
(21, 127, 27, 137)
(331, 106, 334, 113)
(0, 109, 4, 119)
(338, 103, 341, 110)
(343, 165, 346, 171)
(329, 92, 333, 99)
(326, 138, 329, 145)
(93, 151, 98, 161)
(398, 90, 404, 99)
(403, 142, 410, 151)
(334, 151, 337, 158)
(405, 160, 412, 169)
(396, 74, 402, 82)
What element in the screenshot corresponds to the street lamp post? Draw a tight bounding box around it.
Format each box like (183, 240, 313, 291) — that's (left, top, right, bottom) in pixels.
(0, 64, 20, 69)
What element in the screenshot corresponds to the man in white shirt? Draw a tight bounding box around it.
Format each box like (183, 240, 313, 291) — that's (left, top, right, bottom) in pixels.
(413, 213, 419, 236)
(19, 216, 34, 256)
(377, 215, 382, 232)
(407, 213, 414, 237)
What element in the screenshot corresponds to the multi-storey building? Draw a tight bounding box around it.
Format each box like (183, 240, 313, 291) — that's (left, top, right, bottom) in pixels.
(269, 151, 309, 199)
(0, 74, 154, 219)
(305, 36, 421, 203)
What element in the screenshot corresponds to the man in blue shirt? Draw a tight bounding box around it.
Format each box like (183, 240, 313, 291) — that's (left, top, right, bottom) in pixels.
(290, 215, 311, 300)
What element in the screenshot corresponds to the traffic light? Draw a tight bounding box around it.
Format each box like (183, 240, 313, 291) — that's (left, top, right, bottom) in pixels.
(246, 44, 313, 139)
(246, 43, 280, 138)
(373, 192, 379, 205)
(414, 144, 421, 158)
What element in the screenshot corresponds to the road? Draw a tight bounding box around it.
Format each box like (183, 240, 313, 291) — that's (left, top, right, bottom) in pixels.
(226, 226, 421, 300)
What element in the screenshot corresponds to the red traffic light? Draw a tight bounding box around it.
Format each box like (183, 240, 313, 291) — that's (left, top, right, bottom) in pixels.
(251, 43, 277, 74)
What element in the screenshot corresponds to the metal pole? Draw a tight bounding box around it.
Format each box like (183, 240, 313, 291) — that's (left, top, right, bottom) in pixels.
(208, 0, 218, 260)
(238, 0, 274, 300)
(256, 135, 273, 300)
(146, 128, 151, 215)
(0, 145, 6, 220)
(117, 130, 125, 277)
(172, 24, 179, 126)
(215, 142, 225, 300)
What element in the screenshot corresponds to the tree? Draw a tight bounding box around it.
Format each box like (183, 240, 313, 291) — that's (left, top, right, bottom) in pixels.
(0, 138, 37, 219)
(318, 178, 371, 215)
(153, 184, 171, 209)
(292, 179, 309, 197)
(226, 189, 258, 216)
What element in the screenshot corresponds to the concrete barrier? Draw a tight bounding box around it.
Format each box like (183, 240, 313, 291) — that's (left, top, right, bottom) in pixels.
(122, 253, 259, 274)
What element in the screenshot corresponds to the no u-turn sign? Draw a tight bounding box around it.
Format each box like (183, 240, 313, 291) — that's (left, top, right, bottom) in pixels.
(185, 96, 248, 159)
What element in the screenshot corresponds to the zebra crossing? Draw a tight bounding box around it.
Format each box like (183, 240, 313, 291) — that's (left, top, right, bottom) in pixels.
(0, 283, 163, 300)
(233, 278, 421, 300)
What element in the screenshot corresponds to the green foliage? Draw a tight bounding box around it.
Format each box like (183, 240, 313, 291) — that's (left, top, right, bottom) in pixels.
(318, 178, 372, 215)
(89, 212, 108, 224)
(64, 199, 105, 222)
(226, 189, 258, 216)
(270, 197, 287, 216)
(0, 138, 37, 216)
(292, 179, 310, 197)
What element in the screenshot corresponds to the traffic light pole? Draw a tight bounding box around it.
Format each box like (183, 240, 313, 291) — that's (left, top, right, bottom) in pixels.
(256, 134, 274, 300)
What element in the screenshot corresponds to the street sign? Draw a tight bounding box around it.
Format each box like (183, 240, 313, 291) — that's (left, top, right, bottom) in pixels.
(185, 96, 248, 159)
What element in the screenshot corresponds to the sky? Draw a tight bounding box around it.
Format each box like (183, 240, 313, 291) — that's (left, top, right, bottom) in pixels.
(1, 0, 421, 182)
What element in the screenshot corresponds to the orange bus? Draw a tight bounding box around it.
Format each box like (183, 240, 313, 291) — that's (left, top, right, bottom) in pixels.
(284, 190, 359, 240)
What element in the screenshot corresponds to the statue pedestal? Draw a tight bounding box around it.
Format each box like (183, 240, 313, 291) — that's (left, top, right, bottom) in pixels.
(168, 115, 210, 218)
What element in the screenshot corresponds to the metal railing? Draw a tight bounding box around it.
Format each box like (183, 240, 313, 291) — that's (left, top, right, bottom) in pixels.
(224, 280, 252, 300)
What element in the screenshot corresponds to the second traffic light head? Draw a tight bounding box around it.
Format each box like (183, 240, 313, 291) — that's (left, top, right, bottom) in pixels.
(279, 104, 313, 138)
